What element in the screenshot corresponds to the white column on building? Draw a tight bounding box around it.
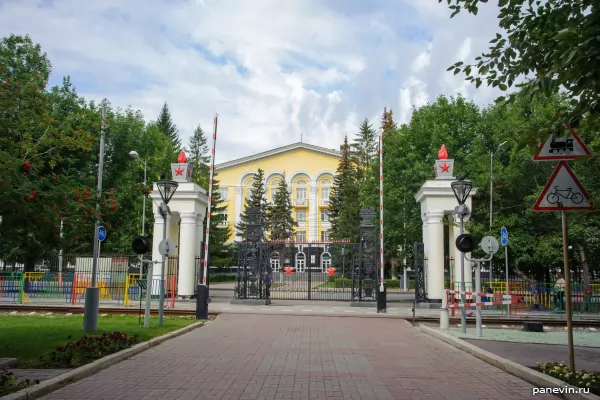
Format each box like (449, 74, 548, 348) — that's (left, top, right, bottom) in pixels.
(421, 212, 428, 289)
(178, 212, 198, 297)
(234, 186, 243, 236)
(448, 217, 456, 285)
(452, 214, 473, 293)
(426, 211, 445, 302)
(309, 184, 318, 241)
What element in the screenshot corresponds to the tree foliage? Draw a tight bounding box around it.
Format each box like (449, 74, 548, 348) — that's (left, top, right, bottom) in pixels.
(441, 0, 600, 141)
(204, 177, 233, 267)
(187, 124, 210, 189)
(351, 118, 377, 186)
(234, 168, 268, 240)
(268, 176, 296, 241)
(154, 102, 182, 152)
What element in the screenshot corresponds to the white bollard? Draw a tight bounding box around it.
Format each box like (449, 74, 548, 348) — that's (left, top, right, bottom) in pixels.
(440, 308, 449, 330)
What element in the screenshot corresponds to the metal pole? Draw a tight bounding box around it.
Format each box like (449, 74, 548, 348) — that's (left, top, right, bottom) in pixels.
(460, 215, 466, 334)
(505, 245, 510, 316)
(202, 114, 219, 285)
(489, 151, 493, 284)
(562, 210, 575, 371)
(379, 134, 385, 292)
(83, 105, 107, 333)
(475, 261, 482, 338)
(143, 262, 153, 328)
(158, 205, 167, 327)
(142, 161, 147, 236)
(58, 219, 64, 288)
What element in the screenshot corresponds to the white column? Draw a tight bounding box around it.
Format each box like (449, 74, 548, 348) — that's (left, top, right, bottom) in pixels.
(426, 211, 445, 302)
(448, 218, 456, 284)
(195, 213, 204, 257)
(178, 212, 198, 297)
(421, 213, 428, 290)
(452, 214, 473, 293)
(463, 216, 473, 292)
(309, 185, 318, 241)
(234, 186, 243, 236)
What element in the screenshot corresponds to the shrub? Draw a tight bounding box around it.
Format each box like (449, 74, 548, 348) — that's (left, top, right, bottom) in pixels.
(536, 362, 599, 395)
(40, 332, 140, 368)
(209, 275, 236, 283)
(0, 368, 39, 396)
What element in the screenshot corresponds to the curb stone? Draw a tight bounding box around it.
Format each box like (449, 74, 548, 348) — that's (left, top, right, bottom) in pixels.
(418, 324, 600, 400)
(0, 320, 207, 400)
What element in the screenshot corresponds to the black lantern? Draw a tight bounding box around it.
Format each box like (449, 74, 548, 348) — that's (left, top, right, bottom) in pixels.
(451, 178, 472, 205)
(156, 179, 179, 205)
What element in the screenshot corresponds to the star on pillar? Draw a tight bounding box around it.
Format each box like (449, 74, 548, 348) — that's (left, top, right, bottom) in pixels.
(440, 163, 450, 173)
(175, 166, 184, 176)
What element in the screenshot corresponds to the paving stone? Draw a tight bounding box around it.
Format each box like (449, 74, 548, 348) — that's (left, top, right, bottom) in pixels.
(38, 315, 557, 400)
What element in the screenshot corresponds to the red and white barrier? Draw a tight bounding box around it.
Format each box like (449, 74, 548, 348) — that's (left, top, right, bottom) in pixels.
(442, 289, 522, 309)
(445, 299, 520, 309)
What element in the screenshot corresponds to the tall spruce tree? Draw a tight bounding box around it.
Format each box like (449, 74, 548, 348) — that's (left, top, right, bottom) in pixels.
(381, 107, 396, 136)
(268, 176, 296, 241)
(187, 124, 210, 189)
(155, 102, 182, 151)
(203, 176, 233, 267)
(234, 168, 269, 240)
(329, 136, 361, 242)
(351, 118, 377, 183)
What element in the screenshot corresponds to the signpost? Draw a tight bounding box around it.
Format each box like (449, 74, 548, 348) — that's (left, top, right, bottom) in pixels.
(500, 227, 509, 315)
(96, 226, 107, 286)
(533, 130, 595, 373)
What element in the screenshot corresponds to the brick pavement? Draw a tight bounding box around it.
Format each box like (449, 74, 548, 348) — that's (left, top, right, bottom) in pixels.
(41, 315, 557, 400)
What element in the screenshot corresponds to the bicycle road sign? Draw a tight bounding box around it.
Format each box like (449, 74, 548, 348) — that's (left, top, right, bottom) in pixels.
(533, 161, 595, 212)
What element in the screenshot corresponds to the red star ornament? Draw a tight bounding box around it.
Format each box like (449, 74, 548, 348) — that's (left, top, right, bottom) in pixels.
(440, 162, 450, 173)
(327, 266, 336, 277)
(175, 166, 184, 176)
(284, 266, 293, 276)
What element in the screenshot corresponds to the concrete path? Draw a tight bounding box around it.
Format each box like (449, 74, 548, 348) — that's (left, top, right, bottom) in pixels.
(41, 315, 556, 400)
(463, 339, 600, 373)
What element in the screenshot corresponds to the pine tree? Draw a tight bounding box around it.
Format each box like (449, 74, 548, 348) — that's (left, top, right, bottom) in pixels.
(351, 118, 377, 183)
(203, 176, 233, 267)
(381, 107, 396, 135)
(329, 136, 361, 242)
(187, 124, 210, 188)
(268, 176, 296, 241)
(155, 102, 182, 151)
(234, 168, 269, 240)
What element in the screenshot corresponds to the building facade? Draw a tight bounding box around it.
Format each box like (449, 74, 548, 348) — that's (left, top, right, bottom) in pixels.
(214, 143, 341, 243)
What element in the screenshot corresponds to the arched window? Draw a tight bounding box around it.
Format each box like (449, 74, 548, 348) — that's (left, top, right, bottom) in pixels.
(296, 252, 306, 272)
(321, 179, 332, 185)
(296, 179, 306, 185)
(270, 252, 280, 272)
(321, 252, 331, 272)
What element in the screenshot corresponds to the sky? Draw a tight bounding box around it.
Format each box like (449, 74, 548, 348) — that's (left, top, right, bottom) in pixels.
(0, 0, 504, 164)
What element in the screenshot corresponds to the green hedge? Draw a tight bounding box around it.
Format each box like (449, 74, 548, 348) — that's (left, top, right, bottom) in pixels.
(326, 276, 416, 289)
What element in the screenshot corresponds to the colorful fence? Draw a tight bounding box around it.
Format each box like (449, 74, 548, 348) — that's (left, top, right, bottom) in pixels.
(123, 274, 177, 308)
(0, 272, 24, 303)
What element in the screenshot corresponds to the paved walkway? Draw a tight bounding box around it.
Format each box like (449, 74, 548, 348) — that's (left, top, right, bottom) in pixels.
(41, 315, 556, 400)
(443, 326, 600, 347)
(463, 339, 600, 373)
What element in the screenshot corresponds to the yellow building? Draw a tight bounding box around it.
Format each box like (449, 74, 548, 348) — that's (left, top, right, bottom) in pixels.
(214, 142, 341, 243)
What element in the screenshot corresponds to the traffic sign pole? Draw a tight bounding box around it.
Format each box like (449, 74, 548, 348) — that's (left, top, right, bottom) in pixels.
(562, 210, 575, 372)
(501, 227, 509, 317)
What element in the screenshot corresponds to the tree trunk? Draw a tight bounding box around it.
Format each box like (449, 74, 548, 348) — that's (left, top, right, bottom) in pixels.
(577, 243, 591, 311)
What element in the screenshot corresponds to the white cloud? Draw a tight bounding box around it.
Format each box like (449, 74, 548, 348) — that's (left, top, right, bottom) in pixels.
(0, 0, 505, 163)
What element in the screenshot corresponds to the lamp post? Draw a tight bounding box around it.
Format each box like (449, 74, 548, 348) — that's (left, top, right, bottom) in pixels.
(156, 177, 178, 327)
(83, 105, 108, 333)
(489, 141, 506, 282)
(128, 151, 148, 237)
(451, 178, 472, 335)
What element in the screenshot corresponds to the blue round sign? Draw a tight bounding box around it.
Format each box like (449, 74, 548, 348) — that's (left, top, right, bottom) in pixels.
(500, 226, 508, 246)
(98, 226, 107, 242)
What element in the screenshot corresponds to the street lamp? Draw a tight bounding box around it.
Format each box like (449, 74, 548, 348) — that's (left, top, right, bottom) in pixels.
(451, 178, 472, 334)
(129, 151, 148, 237)
(489, 141, 507, 282)
(156, 177, 178, 326)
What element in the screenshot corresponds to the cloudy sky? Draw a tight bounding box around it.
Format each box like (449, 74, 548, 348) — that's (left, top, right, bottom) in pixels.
(0, 0, 503, 163)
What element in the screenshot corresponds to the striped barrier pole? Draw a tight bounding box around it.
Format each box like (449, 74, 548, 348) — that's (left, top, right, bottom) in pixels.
(379, 133, 384, 293)
(202, 114, 219, 286)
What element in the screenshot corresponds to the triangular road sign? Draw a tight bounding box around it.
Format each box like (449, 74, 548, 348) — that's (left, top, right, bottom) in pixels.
(533, 161, 595, 212)
(533, 132, 592, 161)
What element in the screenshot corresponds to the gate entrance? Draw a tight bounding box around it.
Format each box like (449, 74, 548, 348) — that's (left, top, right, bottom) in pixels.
(233, 208, 380, 302)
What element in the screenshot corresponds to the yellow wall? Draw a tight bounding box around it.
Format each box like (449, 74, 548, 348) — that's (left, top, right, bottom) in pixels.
(215, 147, 339, 243)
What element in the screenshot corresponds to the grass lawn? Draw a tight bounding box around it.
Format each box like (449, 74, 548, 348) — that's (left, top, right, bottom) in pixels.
(0, 314, 199, 367)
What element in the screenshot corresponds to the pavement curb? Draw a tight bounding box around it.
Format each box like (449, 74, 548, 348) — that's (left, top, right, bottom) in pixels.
(1, 320, 207, 400)
(418, 324, 600, 400)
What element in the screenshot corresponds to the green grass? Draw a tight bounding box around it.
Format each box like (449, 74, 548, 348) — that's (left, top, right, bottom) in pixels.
(0, 315, 198, 367)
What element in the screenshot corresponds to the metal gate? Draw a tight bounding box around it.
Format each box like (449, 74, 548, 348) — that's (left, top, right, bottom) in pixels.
(233, 208, 380, 302)
(413, 242, 427, 303)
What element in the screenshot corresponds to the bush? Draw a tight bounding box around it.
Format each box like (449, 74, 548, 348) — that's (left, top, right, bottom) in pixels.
(40, 332, 140, 368)
(209, 274, 236, 283)
(0, 368, 39, 396)
(536, 362, 599, 395)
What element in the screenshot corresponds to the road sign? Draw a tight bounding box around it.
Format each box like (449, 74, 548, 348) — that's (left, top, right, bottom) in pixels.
(98, 226, 107, 242)
(533, 133, 592, 161)
(480, 236, 499, 255)
(158, 238, 175, 257)
(500, 227, 508, 246)
(533, 161, 595, 211)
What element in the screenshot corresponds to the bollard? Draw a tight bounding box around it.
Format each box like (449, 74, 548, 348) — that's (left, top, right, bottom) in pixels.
(196, 284, 209, 320)
(377, 282, 387, 313)
(440, 308, 449, 330)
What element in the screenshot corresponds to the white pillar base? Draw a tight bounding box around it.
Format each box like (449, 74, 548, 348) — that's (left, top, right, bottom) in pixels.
(440, 308, 449, 330)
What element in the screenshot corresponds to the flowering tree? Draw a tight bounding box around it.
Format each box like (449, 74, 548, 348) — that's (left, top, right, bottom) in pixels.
(0, 35, 118, 263)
